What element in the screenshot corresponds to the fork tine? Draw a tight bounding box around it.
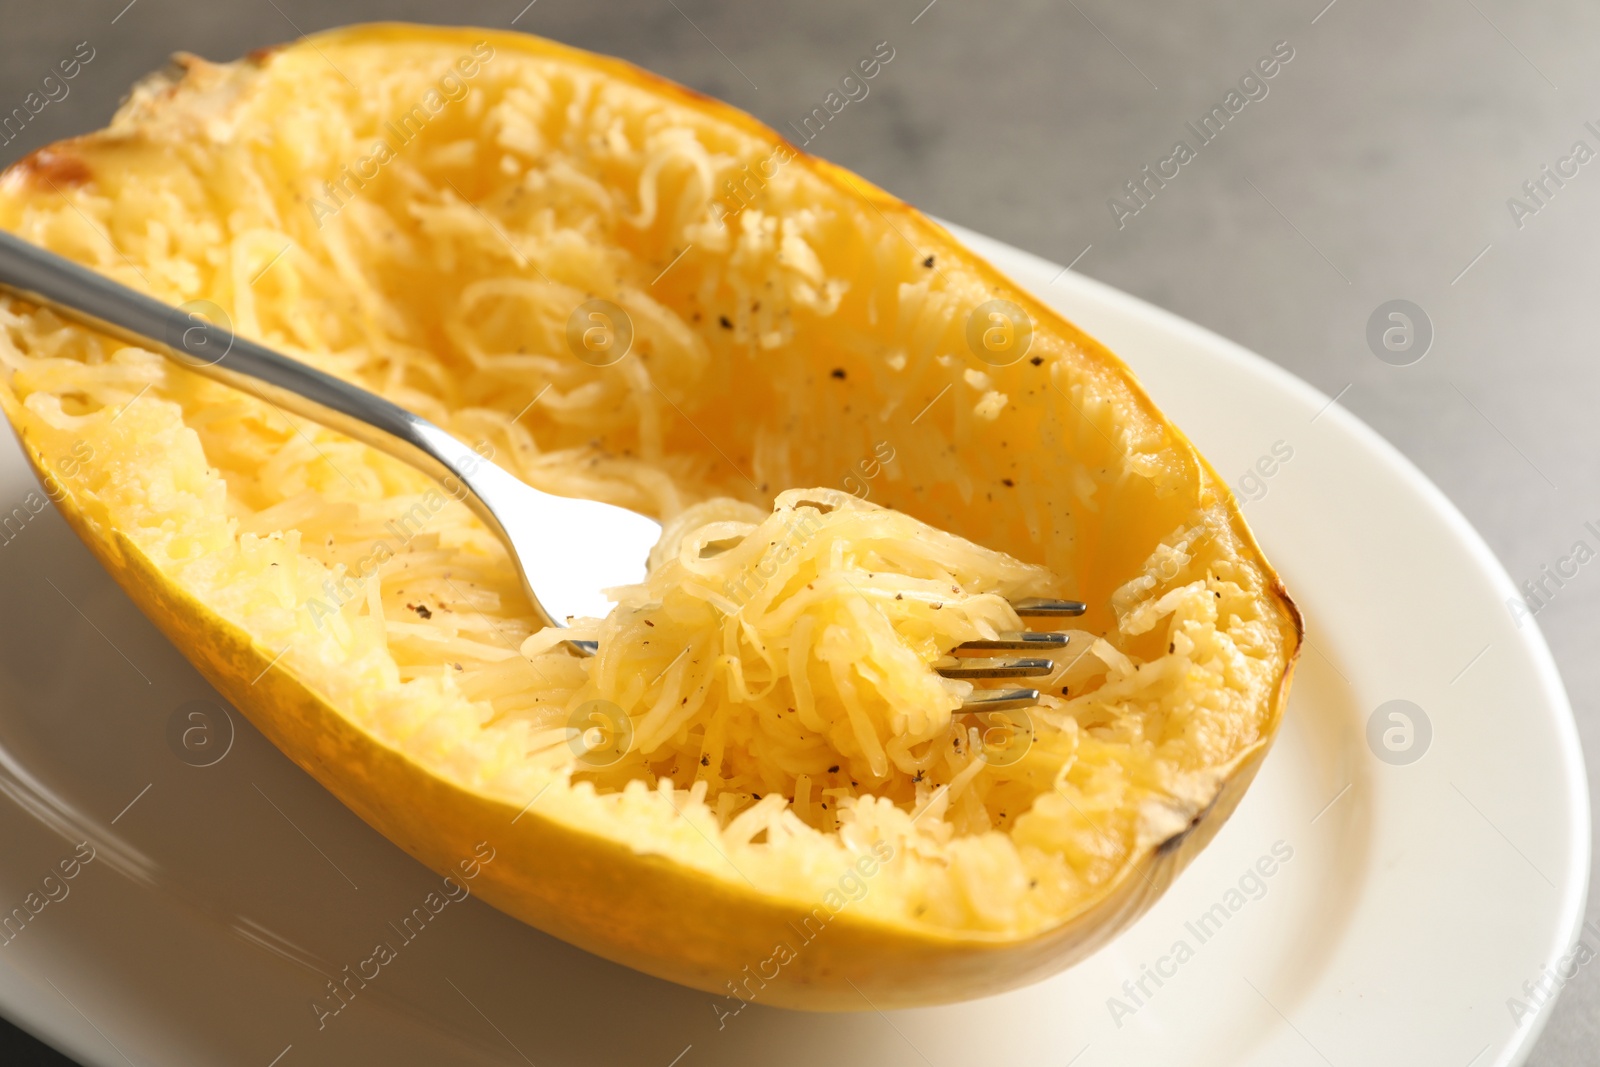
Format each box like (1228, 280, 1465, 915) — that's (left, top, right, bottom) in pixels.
(957, 689, 1040, 713)
(952, 631, 1071, 653)
(936, 657, 1053, 680)
(1011, 597, 1087, 617)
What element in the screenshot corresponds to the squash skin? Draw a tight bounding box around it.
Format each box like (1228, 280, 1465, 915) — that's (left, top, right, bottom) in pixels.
(0, 23, 1301, 1010)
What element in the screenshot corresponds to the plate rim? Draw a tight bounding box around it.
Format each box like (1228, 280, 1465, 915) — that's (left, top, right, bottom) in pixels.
(945, 219, 1593, 1067)
(0, 224, 1590, 1067)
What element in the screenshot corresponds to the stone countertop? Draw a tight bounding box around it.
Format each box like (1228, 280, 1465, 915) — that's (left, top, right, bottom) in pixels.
(0, 1, 1594, 1064)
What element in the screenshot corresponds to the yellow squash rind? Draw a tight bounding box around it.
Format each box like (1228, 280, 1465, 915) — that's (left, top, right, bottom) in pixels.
(0, 23, 1300, 1010)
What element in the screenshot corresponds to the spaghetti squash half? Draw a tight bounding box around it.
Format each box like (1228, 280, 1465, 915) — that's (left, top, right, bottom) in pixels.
(0, 24, 1300, 1009)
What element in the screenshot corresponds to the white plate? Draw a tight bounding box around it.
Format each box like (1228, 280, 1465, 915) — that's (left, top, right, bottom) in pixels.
(0, 226, 1587, 1067)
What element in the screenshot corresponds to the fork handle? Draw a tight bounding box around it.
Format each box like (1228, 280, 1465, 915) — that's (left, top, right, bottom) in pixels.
(0, 229, 558, 613)
(0, 230, 489, 489)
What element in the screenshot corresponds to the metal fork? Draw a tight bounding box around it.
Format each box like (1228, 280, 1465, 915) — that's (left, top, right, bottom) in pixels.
(0, 232, 1083, 708)
(937, 597, 1085, 711)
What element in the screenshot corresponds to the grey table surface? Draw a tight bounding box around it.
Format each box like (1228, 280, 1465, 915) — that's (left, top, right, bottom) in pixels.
(0, 0, 1595, 1064)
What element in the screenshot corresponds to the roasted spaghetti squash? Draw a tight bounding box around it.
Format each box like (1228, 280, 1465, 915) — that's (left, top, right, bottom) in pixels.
(0, 24, 1300, 1009)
